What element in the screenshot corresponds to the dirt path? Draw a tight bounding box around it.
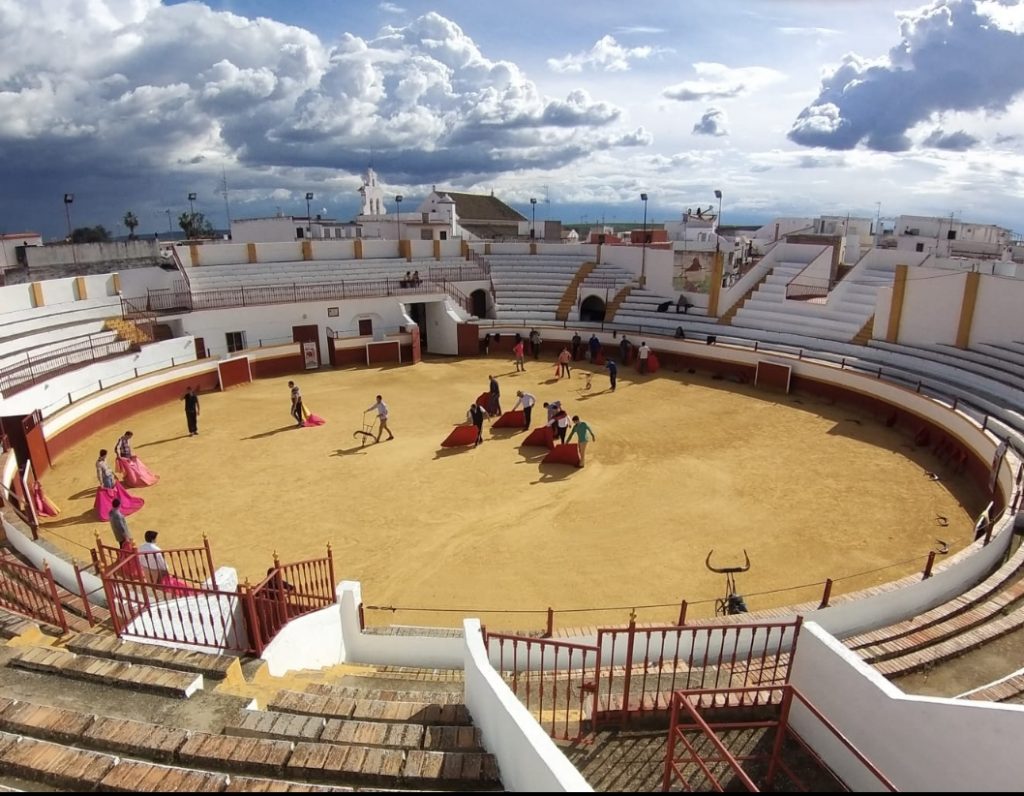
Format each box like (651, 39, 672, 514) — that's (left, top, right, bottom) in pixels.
(37, 355, 985, 631)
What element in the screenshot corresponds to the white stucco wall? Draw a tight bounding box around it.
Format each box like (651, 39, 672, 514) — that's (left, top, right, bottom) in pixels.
(970, 274, 1024, 344)
(463, 619, 593, 793)
(423, 299, 460, 355)
(791, 622, 1024, 792)
(897, 267, 965, 346)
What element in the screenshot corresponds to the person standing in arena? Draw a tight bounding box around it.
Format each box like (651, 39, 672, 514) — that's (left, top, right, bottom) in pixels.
(182, 386, 200, 436)
(512, 337, 526, 372)
(511, 390, 536, 428)
(487, 375, 502, 417)
(529, 328, 542, 359)
(638, 341, 651, 374)
(468, 402, 485, 446)
(288, 381, 304, 427)
(553, 405, 571, 444)
(566, 415, 596, 468)
(367, 394, 394, 442)
(605, 359, 618, 392)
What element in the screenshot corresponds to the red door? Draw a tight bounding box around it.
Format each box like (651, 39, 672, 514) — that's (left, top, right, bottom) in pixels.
(194, 337, 208, 359)
(358, 318, 373, 336)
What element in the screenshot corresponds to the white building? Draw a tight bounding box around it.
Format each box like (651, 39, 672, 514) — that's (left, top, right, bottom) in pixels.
(0, 232, 43, 274)
(890, 214, 1011, 259)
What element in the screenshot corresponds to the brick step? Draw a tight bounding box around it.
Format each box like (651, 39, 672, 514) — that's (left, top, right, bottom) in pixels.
(0, 732, 354, 792)
(227, 709, 484, 752)
(345, 663, 464, 683)
(0, 698, 500, 791)
(9, 646, 203, 699)
(0, 606, 41, 640)
(305, 682, 464, 705)
(67, 631, 242, 682)
(268, 690, 471, 726)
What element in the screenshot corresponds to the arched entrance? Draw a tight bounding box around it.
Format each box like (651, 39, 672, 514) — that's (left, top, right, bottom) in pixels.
(470, 289, 488, 319)
(579, 295, 606, 323)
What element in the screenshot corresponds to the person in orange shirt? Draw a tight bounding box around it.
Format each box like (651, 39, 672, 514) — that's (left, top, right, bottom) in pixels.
(557, 347, 572, 378)
(512, 339, 525, 372)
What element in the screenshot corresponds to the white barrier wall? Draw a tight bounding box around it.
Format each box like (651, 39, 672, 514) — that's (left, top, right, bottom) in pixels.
(312, 240, 357, 261)
(5, 337, 198, 417)
(423, 299, 461, 355)
(898, 267, 965, 346)
(462, 619, 594, 793)
(119, 266, 181, 295)
(363, 239, 402, 259)
(971, 273, 1024, 344)
(790, 622, 1024, 792)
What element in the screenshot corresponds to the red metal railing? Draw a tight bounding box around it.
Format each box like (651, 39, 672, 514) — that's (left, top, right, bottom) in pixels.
(0, 334, 133, 396)
(243, 548, 336, 656)
(485, 631, 599, 741)
(0, 554, 69, 634)
(662, 685, 897, 792)
(594, 618, 801, 725)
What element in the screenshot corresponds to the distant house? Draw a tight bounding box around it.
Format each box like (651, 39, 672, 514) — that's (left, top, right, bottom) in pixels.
(0, 232, 42, 272)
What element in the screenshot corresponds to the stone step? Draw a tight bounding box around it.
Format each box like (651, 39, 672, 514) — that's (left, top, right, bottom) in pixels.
(304, 682, 464, 705)
(67, 631, 242, 682)
(226, 708, 484, 752)
(9, 646, 203, 699)
(268, 690, 471, 726)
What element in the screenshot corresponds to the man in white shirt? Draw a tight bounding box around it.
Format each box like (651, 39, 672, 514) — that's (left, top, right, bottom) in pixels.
(366, 394, 394, 442)
(638, 341, 651, 374)
(139, 530, 168, 583)
(512, 390, 537, 428)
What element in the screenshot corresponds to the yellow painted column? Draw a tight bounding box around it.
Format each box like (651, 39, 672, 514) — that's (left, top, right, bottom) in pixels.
(246, 243, 258, 264)
(955, 271, 980, 349)
(112, 273, 122, 294)
(706, 252, 724, 317)
(301, 240, 313, 261)
(189, 243, 200, 267)
(596, 243, 602, 265)
(29, 282, 44, 308)
(399, 240, 411, 261)
(484, 243, 492, 256)
(433, 239, 441, 260)
(530, 243, 537, 255)
(461, 240, 470, 259)
(354, 239, 364, 259)
(886, 264, 908, 343)
(73, 276, 87, 300)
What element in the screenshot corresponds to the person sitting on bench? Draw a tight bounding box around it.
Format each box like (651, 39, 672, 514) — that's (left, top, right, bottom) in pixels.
(657, 300, 672, 312)
(676, 295, 693, 314)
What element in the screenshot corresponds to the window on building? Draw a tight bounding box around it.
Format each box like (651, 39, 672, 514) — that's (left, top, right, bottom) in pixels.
(420, 229, 432, 240)
(440, 230, 447, 240)
(916, 242, 925, 252)
(296, 227, 304, 239)
(226, 331, 246, 353)
(947, 230, 956, 240)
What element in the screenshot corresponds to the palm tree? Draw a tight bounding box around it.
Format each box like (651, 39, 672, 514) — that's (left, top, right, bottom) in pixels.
(123, 210, 139, 240)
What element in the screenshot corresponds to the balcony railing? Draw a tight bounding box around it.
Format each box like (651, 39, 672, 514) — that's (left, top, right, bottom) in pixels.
(0, 335, 134, 396)
(785, 276, 837, 300)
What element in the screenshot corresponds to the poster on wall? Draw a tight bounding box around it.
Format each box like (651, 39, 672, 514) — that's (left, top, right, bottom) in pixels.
(303, 342, 319, 370)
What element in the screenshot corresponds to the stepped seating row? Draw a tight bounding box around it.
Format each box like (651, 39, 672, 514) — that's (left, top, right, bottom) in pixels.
(0, 695, 500, 790)
(0, 297, 122, 342)
(842, 540, 1024, 676)
(0, 320, 113, 365)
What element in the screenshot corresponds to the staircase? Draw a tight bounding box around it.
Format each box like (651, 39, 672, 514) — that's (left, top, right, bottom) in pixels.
(717, 271, 771, 325)
(555, 262, 597, 321)
(104, 317, 153, 346)
(604, 285, 634, 321)
(851, 315, 875, 346)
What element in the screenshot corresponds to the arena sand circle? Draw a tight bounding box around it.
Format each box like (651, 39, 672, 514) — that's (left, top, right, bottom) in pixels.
(37, 355, 987, 630)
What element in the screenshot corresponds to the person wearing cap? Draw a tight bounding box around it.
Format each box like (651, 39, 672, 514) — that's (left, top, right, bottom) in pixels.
(604, 359, 618, 392)
(566, 415, 596, 468)
(138, 530, 168, 583)
(511, 390, 536, 428)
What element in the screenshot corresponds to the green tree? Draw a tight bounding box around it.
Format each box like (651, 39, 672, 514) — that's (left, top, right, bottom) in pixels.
(70, 226, 111, 243)
(178, 211, 215, 240)
(123, 210, 139, 240)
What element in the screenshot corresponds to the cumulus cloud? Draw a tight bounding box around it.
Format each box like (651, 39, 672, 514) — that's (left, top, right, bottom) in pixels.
(789, 0, 1024, 151)
(922, 128, 980, 150)
(547, 35, 662, 72)
(663, 62, 784, 102)
(693, 108, 729, 137)
(0, 3, 645, 232)
(379, 2, 406, 13)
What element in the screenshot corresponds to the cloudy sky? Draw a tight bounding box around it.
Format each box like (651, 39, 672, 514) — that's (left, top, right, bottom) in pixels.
(2, 0, 1024, 238)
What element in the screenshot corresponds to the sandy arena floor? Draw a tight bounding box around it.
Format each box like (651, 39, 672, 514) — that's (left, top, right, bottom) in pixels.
(36, 354, 986, 630)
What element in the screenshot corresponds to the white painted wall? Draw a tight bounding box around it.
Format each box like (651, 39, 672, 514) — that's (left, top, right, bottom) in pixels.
(363, 239, 402, 259)
(897, 267, 965, 346)
(4, 337, 198, 416)
(24, 239, 159, 267)
(119, 266, 181, 295)
(872, 286, 892, 339)
(0, 320, 108, 361)
(175, 296, 430, 362)
(423, 299, 460, 355)
(463, 619, 593, 793)
(970, 274, 1024, 344)
(791, 622, 1024, 792)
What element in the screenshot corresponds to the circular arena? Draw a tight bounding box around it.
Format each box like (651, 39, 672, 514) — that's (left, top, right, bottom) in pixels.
(34, 354, 988, 630)
(2, 240, 1023, 792)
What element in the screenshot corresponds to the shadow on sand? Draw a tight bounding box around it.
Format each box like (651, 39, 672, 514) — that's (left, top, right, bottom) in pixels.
(135, 435, 190, 449)
(242, 425, 301, 440)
